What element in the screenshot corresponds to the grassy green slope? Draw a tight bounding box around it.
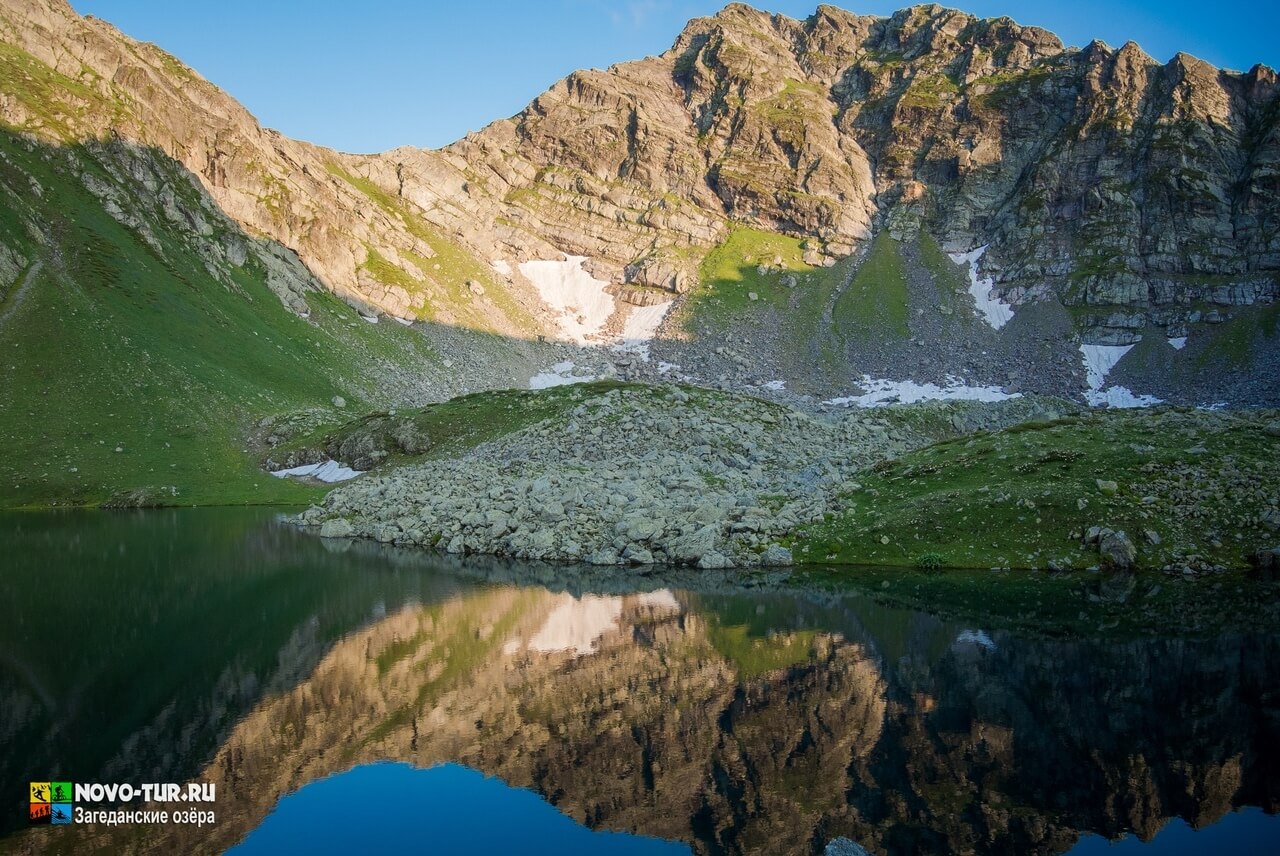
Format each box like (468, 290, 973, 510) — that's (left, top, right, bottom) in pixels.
(831, 231, 910, 342)
(797, 409, 1279, 572)
(0, 133, 442, 508)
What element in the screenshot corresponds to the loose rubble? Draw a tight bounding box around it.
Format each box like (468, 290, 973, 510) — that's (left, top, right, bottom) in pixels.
(296, 386, 1062, 567)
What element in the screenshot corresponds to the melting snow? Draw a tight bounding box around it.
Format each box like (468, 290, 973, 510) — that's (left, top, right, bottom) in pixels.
(270, 460, 364, 483)
(656, 362, 679, 375)
(526, 594, 624, 657)
(948, 246, 1015, 330)
(491, 258, 512, 277)
(762, 380, 786, 391)
(393, 316, 413, 326)
(519, 256, 616, 345)
(529, 360, 595, 390)
(360, 314, 379, 324)
(613, 300, 673, 360)
(824, 375, 1020, 408)
(1079, 344, 1163, 408)
(1168, 337, 1187, 350)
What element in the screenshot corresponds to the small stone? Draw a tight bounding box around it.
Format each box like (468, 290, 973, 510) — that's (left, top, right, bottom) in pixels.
(1144, 529, 1162, 545)
(1095, 479, 1118, 496)
(332, 395, 346, 408)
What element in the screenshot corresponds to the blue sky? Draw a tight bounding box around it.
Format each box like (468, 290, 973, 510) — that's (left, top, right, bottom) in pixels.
(70, 0, 1280, 154)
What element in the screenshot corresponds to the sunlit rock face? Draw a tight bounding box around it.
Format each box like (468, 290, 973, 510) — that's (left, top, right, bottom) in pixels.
(19, 575, 1277, 856)
(2, 0, 1275, 334)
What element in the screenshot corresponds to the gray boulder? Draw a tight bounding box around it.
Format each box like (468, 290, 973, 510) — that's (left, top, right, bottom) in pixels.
(319, 517, 353, 538)
(1099, 530, 1137, 569)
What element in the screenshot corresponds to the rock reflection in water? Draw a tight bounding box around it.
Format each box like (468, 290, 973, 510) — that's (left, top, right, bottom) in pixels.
(3, 509, 1278, 855)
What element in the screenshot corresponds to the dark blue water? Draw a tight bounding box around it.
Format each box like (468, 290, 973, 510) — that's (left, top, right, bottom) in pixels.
(2, 508, 1277, 855)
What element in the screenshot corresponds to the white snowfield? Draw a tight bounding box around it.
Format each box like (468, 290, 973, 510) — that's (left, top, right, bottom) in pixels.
(948, 246, 1016, 330)
(491, 258, 512, 277)
(824, 375, 1021, 408)
(1079, 343, 1163, 408)
(526, 594, 623, 657)
(522, 255, 676, 385)
(507, 590, 682, 658)
(270, 460, 364, 483)
(529, 360, 595, 390)
(1168, 337, 1188, 350)
(519, 256, 616, 345)
(613, 300, 673, 360)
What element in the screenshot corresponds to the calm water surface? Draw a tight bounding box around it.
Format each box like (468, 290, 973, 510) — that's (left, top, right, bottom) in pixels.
(1, 508, 1277, 854)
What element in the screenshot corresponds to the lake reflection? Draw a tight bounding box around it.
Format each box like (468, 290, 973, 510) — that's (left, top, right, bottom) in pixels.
(2, 509, 1277, 855)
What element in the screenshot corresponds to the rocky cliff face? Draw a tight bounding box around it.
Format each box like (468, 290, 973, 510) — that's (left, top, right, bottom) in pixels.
(443, 2, 1280, 326)
(0, 0, 543, 333)
(5, 0, 1277, 329)
(1, 0, 1277, 406)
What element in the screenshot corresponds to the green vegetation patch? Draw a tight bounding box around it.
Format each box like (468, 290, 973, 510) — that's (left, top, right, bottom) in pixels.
(0, 42, 133, 138)
(678, 225, 816, 326)
(831, 231, 910, 342)
(796, 409, 1279, 572)
(269, 380, 632, 472)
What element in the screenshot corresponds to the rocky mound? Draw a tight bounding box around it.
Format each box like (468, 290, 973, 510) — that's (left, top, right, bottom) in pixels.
(298, 385, 1069, 567)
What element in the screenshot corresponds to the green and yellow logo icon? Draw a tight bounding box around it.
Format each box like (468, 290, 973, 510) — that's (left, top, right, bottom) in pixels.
(29, 781, 73, 825)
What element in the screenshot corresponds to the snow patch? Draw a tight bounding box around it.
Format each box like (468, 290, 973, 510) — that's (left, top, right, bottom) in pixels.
(656, 362, 679, 375)
(271, 460, 364, 483)
(360, 314, 379, 324)
(1079, 344, 1163, 408)
(761, 380, 786, 391)
(491, 258, 512, 277)
(519, 256, 615, 345)
(613, 300, 673, 360)
(527, 594, 624, 657)
(948, 246, 1015, 330)
(824, 375, 1021, 408)
(1168, 336, 1187, 350)
(393, 316, 413, 326)
(529, 360, 595, 390)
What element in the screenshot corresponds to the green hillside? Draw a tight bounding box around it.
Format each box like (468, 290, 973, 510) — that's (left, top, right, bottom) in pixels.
(0, 131, 443, 508)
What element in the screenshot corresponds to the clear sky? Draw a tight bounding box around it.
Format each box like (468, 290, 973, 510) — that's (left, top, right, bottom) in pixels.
(69, 0, 1280, 154)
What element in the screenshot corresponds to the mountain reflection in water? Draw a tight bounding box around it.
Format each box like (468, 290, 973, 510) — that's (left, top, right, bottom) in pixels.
(2, 508, 1277, 855)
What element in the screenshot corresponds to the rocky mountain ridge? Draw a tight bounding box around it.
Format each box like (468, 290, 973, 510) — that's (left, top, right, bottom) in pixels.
(4, 1, 1277, 328)
(1, 0, 1278, 422)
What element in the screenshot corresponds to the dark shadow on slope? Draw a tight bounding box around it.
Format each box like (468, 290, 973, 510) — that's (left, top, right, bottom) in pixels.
(0, 128, 566, 509)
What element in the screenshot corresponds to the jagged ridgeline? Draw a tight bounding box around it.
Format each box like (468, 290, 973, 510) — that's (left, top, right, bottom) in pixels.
(0, 0, 1277, 507)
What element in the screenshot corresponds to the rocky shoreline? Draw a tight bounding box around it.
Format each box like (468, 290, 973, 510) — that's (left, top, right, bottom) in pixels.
(296, 386, 1068, 568)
